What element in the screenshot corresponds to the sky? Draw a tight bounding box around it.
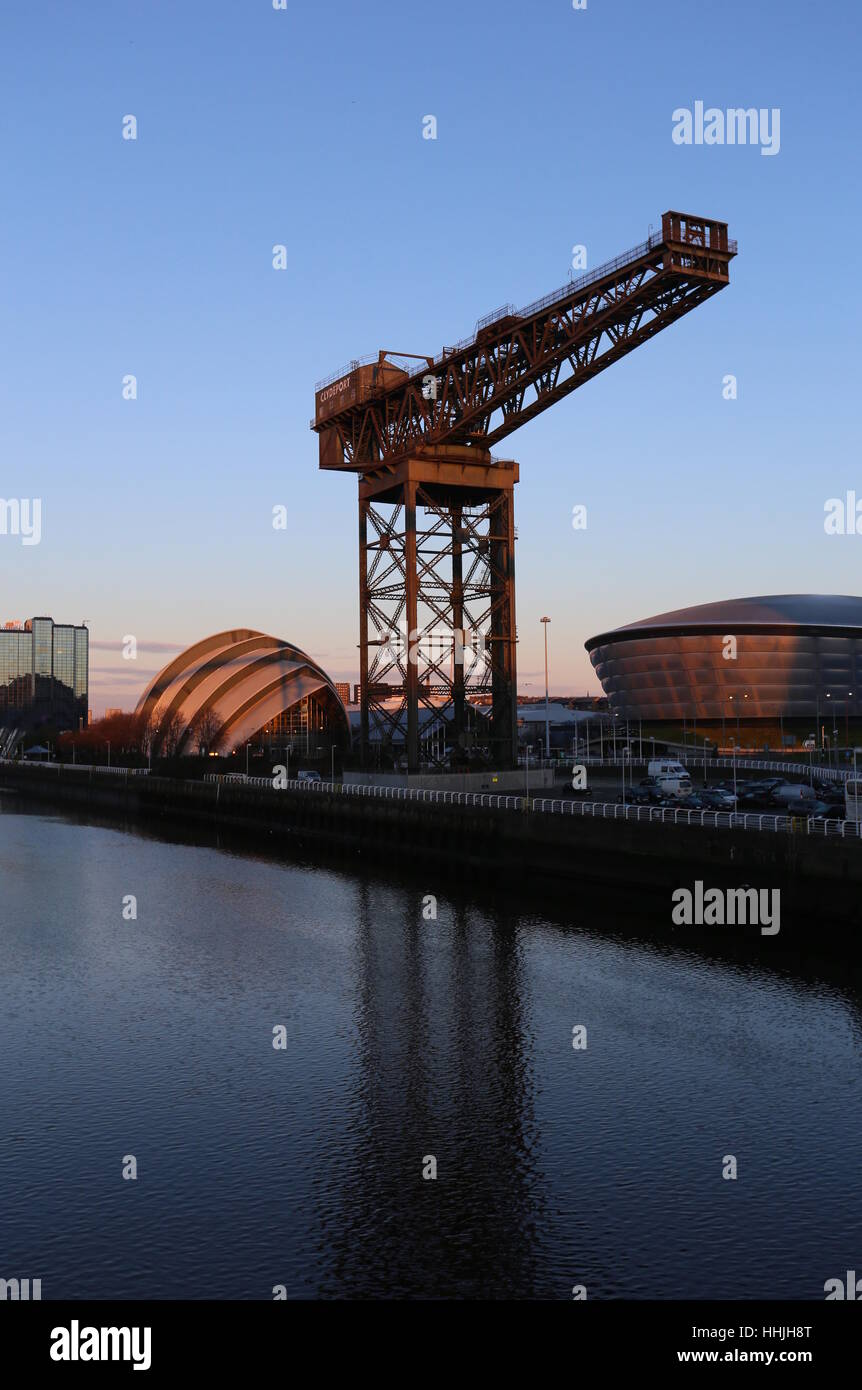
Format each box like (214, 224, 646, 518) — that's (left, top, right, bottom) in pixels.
(1, 0, 860, 713)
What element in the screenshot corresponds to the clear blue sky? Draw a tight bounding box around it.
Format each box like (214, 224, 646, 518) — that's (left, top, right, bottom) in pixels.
(1, 0, 859, 712)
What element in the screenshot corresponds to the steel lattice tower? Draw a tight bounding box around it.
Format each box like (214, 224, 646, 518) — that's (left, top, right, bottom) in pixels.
(312, 210, 736, 770)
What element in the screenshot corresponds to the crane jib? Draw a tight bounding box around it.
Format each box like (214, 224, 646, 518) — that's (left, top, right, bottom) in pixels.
(312, 210, 735, 473)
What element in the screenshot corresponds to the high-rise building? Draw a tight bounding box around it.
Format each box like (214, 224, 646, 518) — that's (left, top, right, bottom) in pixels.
(334, 682, 351, 705)
(0, 617, 89, 733)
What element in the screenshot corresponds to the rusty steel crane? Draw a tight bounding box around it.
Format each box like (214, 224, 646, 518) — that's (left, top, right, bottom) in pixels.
(312, 210, 736, 770)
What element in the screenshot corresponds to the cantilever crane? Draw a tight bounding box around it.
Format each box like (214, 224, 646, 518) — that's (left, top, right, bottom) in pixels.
(312, 210, 736, 770)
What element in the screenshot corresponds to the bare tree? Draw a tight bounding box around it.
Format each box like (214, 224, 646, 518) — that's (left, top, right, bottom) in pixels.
(189, 706, 221, 756)
(159, 710, 185, 758)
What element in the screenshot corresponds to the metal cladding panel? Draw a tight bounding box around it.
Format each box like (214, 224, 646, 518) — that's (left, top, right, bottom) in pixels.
(318, 427, 345, 469)
(315, 371, 360, 425)
(134, 629, 350, 756)
(315, 362, 411, 432)
(211, 670, 327, 753)
(588, 630, 862, 720)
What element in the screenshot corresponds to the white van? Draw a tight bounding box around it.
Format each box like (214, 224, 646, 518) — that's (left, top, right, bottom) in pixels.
(647, 760, 692, 800)
(771, 782, 816, 804)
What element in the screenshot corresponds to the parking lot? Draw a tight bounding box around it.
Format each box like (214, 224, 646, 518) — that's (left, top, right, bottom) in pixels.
(559, 766, 849, 819)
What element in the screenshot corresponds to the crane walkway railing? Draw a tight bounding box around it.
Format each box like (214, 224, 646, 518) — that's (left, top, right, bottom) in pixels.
(314, 227, 740, 394)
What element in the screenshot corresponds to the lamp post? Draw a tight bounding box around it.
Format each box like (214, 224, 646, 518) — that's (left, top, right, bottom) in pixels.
(540, 616, 551, 761)
(826, 691, 834, 767)
(732, 743, 737, 809)
(246, 742, 250, 777)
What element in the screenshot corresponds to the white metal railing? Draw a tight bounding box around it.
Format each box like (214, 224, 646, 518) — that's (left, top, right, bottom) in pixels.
(1, 760, 149, 776)
(573, 755, 851, 782)
(5, 761, 859, 841)
(216, 774, 862, 840)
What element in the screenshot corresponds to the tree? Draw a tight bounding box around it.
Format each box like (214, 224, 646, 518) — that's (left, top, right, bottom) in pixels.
(158, 710, 185, 759)
(189, 706, 221, 756)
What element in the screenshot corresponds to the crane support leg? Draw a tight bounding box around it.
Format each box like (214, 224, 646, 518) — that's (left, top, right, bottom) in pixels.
(358, 448, 519, 772)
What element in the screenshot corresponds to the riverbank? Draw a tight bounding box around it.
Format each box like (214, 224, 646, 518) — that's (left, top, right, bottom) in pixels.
(4, 761, 862, 926)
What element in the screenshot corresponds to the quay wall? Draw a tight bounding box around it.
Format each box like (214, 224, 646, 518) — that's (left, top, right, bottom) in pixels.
(3, 765, 862, 926)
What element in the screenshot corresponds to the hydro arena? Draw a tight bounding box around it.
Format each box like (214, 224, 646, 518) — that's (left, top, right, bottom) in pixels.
(585, 596, 862, 740)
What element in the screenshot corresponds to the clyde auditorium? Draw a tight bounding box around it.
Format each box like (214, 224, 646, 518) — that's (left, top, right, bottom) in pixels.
(135, 629, 349, 757)
(585, 595, 862, 722)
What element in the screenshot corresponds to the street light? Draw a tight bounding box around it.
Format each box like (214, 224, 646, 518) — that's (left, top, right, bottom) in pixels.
(540, 617, 551, 761)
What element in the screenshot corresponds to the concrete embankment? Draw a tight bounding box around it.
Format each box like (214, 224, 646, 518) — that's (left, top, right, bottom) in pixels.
(3, 764, 861, 925)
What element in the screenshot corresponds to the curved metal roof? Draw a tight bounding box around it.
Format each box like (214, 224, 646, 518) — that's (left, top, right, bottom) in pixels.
(585, 595, 862, 651)
(134, 629, 347, 755)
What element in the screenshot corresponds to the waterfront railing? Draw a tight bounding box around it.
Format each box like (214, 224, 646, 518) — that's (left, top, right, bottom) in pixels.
(5, 761, 860, 840)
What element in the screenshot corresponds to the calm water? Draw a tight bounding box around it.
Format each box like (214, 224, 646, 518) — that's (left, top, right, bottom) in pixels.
(1, 800, 861, 1300)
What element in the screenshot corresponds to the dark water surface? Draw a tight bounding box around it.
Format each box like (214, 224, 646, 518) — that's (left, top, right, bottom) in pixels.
(1, 801, 860, 1300)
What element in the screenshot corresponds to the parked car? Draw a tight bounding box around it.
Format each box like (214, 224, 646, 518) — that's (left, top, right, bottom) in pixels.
(297, 770, 321, 783)
(782, 799, 832, 819)
(770, 782, 817, 805)
(617, 787, 656, 805)
(699, 788, 738, 809)
(738, 789, 773, 808)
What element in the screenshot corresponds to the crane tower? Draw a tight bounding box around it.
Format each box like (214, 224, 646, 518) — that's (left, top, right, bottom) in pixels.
(312, 210, 736, 770)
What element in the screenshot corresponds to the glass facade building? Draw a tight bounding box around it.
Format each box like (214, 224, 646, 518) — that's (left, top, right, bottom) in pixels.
(0, 617, 89, 732)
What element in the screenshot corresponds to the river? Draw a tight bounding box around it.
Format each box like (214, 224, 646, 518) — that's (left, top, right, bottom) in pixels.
(1, 801, 860, 1299)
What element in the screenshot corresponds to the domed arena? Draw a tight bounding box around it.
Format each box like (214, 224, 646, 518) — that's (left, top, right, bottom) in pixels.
(585, 595, 862, 721)
(135, 629, 349, 757)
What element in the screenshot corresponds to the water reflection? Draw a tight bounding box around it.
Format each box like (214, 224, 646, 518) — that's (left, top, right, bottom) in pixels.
(1, 801, 861, 1299)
